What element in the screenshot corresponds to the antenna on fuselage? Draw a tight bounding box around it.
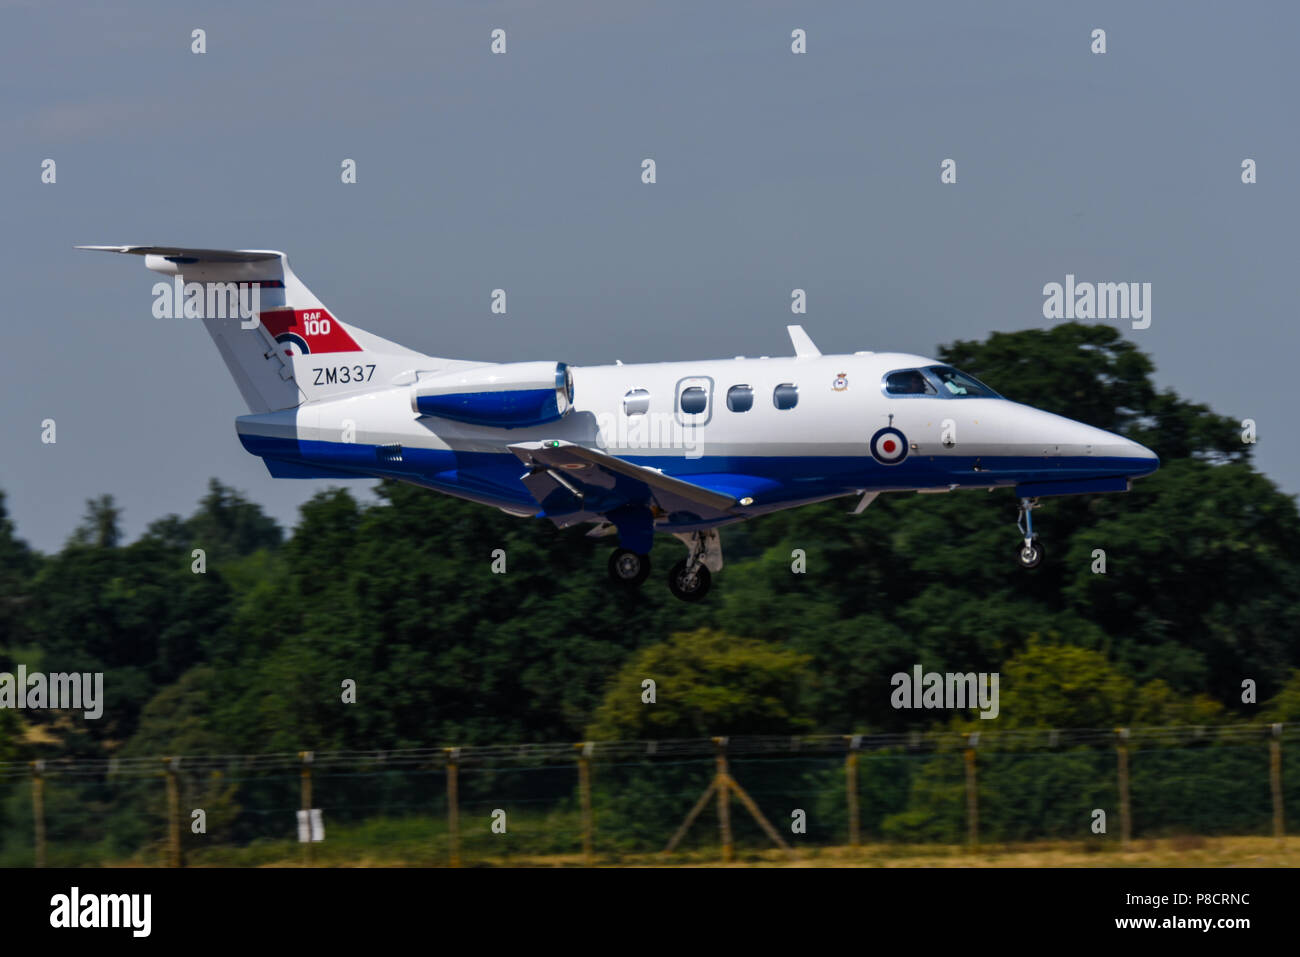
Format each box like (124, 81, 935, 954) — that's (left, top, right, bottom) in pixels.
(787, 325, 821, 357)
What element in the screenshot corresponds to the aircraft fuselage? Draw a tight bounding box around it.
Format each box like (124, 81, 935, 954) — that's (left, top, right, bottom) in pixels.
(235, 349, 1158, 530)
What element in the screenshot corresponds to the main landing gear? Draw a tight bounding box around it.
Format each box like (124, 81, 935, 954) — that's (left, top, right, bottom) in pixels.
(666, 529, 720, 602)
(606, 528, 722, 601)
(608, 548, 651, 586)
(606, 504, 654, 589)
(1015, 497, 1044, 568)
(667, 559, 711, 602)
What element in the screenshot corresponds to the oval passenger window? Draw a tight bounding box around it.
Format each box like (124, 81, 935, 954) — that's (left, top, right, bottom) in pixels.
(773, 383, 798, 410)
(726, 385, 753, 412)
(623, 389, 650, 415)
(680, 386, 707, 414)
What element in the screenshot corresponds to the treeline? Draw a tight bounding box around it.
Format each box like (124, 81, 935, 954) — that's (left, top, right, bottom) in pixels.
(1, 322, 1299, 774)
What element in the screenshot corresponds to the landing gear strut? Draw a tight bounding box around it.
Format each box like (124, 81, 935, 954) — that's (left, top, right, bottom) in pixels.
(1015, 497, 1044, 568)
(667, 529, 721, 602)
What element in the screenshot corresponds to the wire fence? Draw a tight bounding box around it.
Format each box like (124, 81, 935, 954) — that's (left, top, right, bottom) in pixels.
(0, 724, 1294, 866)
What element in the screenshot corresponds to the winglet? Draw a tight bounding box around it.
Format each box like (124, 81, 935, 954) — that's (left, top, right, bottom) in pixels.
(787, 325, 821, 357)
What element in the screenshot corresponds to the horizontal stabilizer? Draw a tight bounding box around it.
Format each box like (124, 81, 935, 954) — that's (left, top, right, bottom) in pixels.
(76, 245, 281, 264)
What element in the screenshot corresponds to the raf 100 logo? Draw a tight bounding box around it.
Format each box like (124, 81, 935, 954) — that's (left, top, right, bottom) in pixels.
(301, 311, 331, 336)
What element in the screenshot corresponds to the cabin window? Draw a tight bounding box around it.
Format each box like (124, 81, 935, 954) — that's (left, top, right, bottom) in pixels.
(623, 389, 650, 415)
(726, 384, 753, 412)
(680, 386, 708, 414)
(773, 383, 798, 410)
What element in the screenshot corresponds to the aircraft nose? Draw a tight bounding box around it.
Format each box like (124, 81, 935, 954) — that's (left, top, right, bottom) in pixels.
(1064, 417, 1159, 477)
(1113, 435, 1160, 476)
(1009, 404, 1160, 478)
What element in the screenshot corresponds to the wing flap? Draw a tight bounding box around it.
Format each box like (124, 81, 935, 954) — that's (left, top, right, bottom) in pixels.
(508, 441, 737, 518)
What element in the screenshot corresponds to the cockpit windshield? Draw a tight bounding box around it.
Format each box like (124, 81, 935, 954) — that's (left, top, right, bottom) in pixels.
(883, 369, 937, 395)
(883, 366, 1001, 398)
(925, 366, 1000, 398)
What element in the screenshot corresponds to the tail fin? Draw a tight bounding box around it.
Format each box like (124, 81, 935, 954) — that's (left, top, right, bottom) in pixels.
(79, 245, 433, 412)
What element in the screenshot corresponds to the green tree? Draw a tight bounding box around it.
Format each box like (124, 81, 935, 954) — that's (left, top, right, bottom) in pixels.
(0, 491, 38, 654)
(1263, 670, 1300, 722)
(144, 479, 282, 564)
(69, 494, 122, 549)
(587, 628, 813, 739)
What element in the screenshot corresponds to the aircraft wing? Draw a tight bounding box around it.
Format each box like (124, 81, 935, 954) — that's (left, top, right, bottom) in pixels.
(508, 440, 737, 524)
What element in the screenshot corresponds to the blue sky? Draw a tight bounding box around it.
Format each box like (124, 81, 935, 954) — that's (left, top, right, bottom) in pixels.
(2, 0, 1296, 551)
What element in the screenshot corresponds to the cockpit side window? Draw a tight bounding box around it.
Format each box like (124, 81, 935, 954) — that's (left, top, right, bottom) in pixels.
(925, 366, 1000, 398)
(883, 369, 937, 396)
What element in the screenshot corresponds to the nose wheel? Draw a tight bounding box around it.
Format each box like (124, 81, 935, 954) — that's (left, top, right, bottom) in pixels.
(1015, 497, 1044, 569)
(1016, 539, 1044, 568)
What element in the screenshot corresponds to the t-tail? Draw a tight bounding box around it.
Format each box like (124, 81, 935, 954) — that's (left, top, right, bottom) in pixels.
(77, 245, 451, 411)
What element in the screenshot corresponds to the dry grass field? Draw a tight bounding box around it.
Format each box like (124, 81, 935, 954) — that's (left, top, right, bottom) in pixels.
(234, 835, 1300, 868)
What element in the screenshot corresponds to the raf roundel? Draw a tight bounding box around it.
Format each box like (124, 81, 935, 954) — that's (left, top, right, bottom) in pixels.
(870, 426, 908, 465)
(275, 332, 310, 356)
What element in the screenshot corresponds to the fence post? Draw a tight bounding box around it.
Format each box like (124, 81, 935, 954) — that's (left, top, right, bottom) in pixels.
(845, 735, 861, 850)
(964, 733, 979, 849)
(165, 757, 182, 868)
(1116, 728, 1131, 847)
(577, 742, 594, 866)
(446, 747, 460, 868)
(1270, 723, 1284, 840)
(299, 750, 313, 866)
(31, 760, 45, 869)
(714, 737, 732, 863)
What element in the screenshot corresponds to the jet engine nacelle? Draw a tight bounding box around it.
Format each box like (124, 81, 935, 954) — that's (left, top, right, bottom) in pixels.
(411, 361, 573, 428)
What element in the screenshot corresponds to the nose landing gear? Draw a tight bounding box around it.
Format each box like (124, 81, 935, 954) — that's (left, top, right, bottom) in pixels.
(1015, 497, 1044, 568)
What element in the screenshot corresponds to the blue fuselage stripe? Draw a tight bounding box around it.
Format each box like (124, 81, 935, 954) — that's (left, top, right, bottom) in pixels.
(239, 433, 1157, 514)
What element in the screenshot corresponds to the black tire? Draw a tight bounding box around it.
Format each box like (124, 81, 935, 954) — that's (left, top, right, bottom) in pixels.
(1016, 540, 1044, 569)
(667, 559, 712, 601)
(608, 548, 650, 586)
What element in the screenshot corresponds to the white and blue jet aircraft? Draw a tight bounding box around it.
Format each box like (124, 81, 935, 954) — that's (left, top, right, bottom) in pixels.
(83, 246, 1159, 600)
